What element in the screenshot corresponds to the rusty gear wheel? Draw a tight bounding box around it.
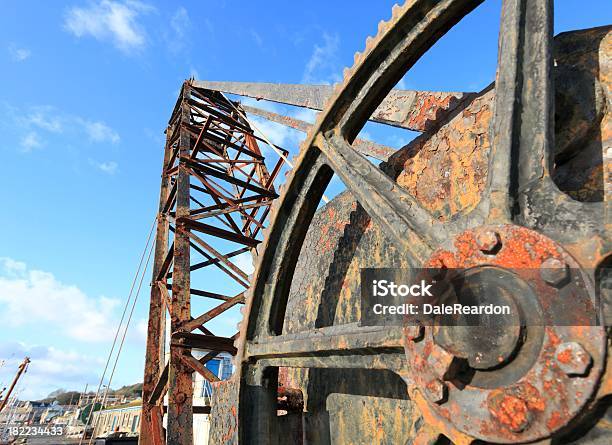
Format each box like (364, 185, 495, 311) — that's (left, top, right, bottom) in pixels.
(229, 1, 611, 444)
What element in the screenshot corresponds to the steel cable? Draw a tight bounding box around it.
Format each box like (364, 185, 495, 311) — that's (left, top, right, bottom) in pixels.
(79, 217, 156, 445)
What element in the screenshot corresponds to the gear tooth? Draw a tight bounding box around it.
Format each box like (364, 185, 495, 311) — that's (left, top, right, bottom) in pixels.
(378, 20, 386, 33)
(332, 82, 343, 96)
(365, 36, 374, 48)
(353, 51, 361, 65)
(343, 67, 350, 79)
(236, 321, 242, 331)
(391, 3, 401, 18)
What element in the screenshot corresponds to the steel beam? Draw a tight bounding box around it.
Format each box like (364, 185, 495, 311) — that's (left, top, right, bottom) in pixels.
(166, 83, 194, 445)
(194, 80, 472, 132)
(140, 126, 173, 445)
(242, 105, 396, 160)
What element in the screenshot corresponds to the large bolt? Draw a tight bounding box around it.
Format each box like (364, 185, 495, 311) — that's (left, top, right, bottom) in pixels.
(423, 379, 447, 404)
(540, 258, 570, 287)
(476, 229, 502, 254)
(427, 344, 455, 381)
(404, 324, 424, 341)
(488, 391, 532, 433)
(555, 342, 592, 376)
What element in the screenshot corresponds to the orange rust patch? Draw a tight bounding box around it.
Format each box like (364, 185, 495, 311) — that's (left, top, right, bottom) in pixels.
(547, 411, 565, 431)
(394, 90, 493, 219)
(489, 394, 530, 431)
(427, 225, 563, 270)
(557, 348, 573, 364)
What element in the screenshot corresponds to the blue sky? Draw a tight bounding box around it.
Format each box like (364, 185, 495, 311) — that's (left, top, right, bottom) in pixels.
(0, 1, 609, 400)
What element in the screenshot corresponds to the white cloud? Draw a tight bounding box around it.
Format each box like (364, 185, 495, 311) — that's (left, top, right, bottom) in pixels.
(231, 252, 254, 275)
(91, 160, 119, 175)
(81, 120, 120, 143)
(241, 97, 306, 148)
(1, 258, 27, 276)
(302, 32, 341, 84)
(134, 318, 148, 341)
(203, 18, 214, 33)
(386, 133, 410, 148)
(292, 107, 317, 124)
(170, 6, 190, 39)
(251, 117, 295, 147)
(64, 0, 154, 53)
(167, 6, 191, 53)
(10, 105, 120, 152)
(26, 107, 63, 133)
(8, 44, 31, 62)
(189, 67, 200, 79)
(0, 258, 120, 342)
(250, 29, 263, 48)
(20, 132, 43, 152)
(0, 342, 104, 400)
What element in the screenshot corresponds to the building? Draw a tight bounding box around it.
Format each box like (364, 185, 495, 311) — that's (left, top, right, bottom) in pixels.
(163, 350, 234, 444)
(79, 393, 123, 407)
(92, 400, 141, 438)
(39, 402, 66, 423)
(90, 350, 233, 441)
(192, 351, 233, 406)
(0, 397, 20, 424)
(8, 401, 52, 424)
(51, 408, 78, 427)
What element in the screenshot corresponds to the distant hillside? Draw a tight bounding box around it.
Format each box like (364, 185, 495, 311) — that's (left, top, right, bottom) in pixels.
(38, 383, 143, 404)
(38, 390, 81, 405)
(113, 383, 143, 398)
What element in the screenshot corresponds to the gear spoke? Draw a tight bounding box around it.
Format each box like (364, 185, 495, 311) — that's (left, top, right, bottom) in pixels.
(486, 0, 554, 223)
(318, 132, 442, 261)
(246, 324, 404, 360)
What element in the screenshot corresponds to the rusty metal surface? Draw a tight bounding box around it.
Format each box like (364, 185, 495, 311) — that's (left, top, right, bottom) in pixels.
(553, 26, 611, 203)
(141, 123, 173, 445)
(141, 82, 286, 444)
(226, 0, 611, 443)
(0, 357, 30, 414)
(326, 394, 420, 444)
(209, 379, 240, 445)
(129, 2, 612, 444)
(409, 225, 606, 443)
(390, 88, 492, 219)
(195, 80, 470, 132)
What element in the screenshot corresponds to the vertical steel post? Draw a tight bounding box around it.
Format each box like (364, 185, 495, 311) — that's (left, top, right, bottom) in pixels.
(167, 82, 194, 444)
(140, 125, 172, 444)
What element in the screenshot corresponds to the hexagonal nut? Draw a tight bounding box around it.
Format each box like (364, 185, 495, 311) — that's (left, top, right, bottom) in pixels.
(476, 229, 502, 254)
(487, 391, 532, 432)
(427, 344, 455, 380)
(424, 379, 447, 404)
(555, 342, 592, 376)
(540, 258, 570, 287)
(404, 324, 424, 341)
